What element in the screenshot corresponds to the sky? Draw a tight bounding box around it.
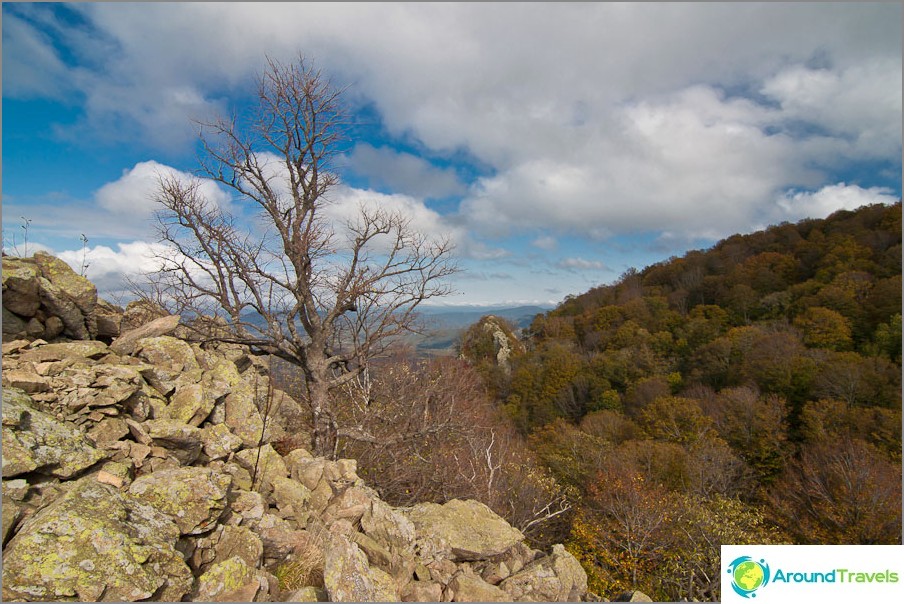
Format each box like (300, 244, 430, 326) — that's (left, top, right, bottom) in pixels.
(3, 2, 902, 308)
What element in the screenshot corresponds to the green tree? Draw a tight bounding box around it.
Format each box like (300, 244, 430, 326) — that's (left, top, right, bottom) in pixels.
(793, 306, 853, 350)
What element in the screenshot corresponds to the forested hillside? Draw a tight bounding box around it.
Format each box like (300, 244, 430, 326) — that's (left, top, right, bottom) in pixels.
(462, 202, 902, 600)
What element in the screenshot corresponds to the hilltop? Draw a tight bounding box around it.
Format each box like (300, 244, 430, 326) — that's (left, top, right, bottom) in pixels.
(0, 252, 594, 602)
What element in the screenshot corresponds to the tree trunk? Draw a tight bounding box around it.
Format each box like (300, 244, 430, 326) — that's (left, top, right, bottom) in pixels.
(308, 372, 338, 458)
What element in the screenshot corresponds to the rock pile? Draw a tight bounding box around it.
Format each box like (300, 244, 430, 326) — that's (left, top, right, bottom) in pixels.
(1, 254, 593, 602)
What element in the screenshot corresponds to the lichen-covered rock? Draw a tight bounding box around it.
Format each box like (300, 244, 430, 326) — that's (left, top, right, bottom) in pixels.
(166, 380, 215, 426)
(361, 497, 416, 553)
(499, 544, 588, 602)
(2, 494, 21, 545)
(110, 313, 181, 355)
(449, 570, 510, 601)
(193, 555, 264, 602)
(120, 299, 169, 332)
(1, 477, 192, 602)
(128, 466, 232, 535)
(191, 524, 264, 573)
(136, 334, 201, 377)
(2, 257, 41, 317)
(407, 499, 525, 562)
(323, 485, 377, 526)
(142, 418, 203, 465)
(613, 590, 654, 602)
(323, 533, 400, 602)
(2, 388, 107, 478)
(224, 381, 269, 448)
(401, 580, 444, 602)
(234, 444, 288, 493)
(200, 422, 244, 460)
(270, 474, 312, 526)
(32, 252, 98, 340)
(18, 340, 110, 363)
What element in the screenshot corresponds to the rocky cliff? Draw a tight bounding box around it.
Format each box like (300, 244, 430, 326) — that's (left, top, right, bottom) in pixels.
(1, 254, 592, 602)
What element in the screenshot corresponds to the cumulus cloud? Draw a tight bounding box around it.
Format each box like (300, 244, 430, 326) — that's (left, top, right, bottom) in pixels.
(761, 58, 903, 159)
(774, 183, 900, 223)
(95, 160, 231, 217)
(5, 2, 901, 297)
(56, 241, 177, 298)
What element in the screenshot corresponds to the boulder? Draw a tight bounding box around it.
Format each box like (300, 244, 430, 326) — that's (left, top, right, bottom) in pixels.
(400, 580, 444, 602)
(613, 590, 654, 602)
(120, 299, 169, 332)
(18, 340, 110, 363)
(136, 335, 201, 375)
(234, 444, 288, 494)
(2, 388, 107, 478)
(361, 497, 416, 552)
(194, 555, 268, 602)
(323, 533, 400, 602)
(224, 382, 269, 448)
(499, 544, 588, 602)
(190, 524, 264, 574)
(285, 586, 329, 602)
(2, 257, 41, 316)
(2, 494, 21, 545)
(128, 466, 232, 535)
(110, 313, 181, 355)
(2, 307, 29, 339)
(449, 570, 510, 601)
(1, 478, 192, 602)
(33, 252, 98, 340)
(166, 380, 215, 426)
(142, 418, 203, 465)
(407, 499, 525, 561)
(270, 474, 313, 525)
(95, 298, 124, 339)
(2, 369, 50, 393)
(200, 422, 244, 460)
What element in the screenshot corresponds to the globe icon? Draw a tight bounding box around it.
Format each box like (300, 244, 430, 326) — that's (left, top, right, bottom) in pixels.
(733, 560, 765, 592)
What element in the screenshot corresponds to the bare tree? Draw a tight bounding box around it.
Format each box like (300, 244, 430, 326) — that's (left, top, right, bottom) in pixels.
(143, 56, 457, 457)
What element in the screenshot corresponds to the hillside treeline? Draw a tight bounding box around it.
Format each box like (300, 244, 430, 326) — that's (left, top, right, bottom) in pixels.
(460, 202, 902, 600)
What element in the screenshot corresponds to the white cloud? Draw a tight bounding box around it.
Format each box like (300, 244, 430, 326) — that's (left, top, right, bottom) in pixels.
(761, 58, 903, 159)
(774, 183, 900, 223)
(95, 160, 231, 217)
(56, 241, 177, 299)
(5, 2, 901, 299)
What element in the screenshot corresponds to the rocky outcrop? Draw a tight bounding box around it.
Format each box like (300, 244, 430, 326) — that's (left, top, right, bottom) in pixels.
(2, 253, 102, 342)
(1, 255, 592, 602)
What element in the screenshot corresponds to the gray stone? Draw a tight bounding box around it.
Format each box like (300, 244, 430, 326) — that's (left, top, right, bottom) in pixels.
(407, 499, 525, 561)
(449, 570, 510, 601)
(1, 478, 192, 602)
(128, 466, 232, 535)
(323, 533, 400, 602)
(2, 388, 107, 478)
(142, 418, 203, 465)
(500, 544, 588, 602)
(110, 313, 181, 355)
(2, 257, 41, 316)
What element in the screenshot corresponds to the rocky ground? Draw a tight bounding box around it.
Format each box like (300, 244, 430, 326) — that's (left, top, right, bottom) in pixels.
(1, 252, 601, 602)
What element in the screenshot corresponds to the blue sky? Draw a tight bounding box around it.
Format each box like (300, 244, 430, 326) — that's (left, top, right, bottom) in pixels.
(3, 3, 901, 307)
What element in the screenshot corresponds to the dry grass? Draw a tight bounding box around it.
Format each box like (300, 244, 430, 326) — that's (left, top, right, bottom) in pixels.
(273, 530, 326, 591)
